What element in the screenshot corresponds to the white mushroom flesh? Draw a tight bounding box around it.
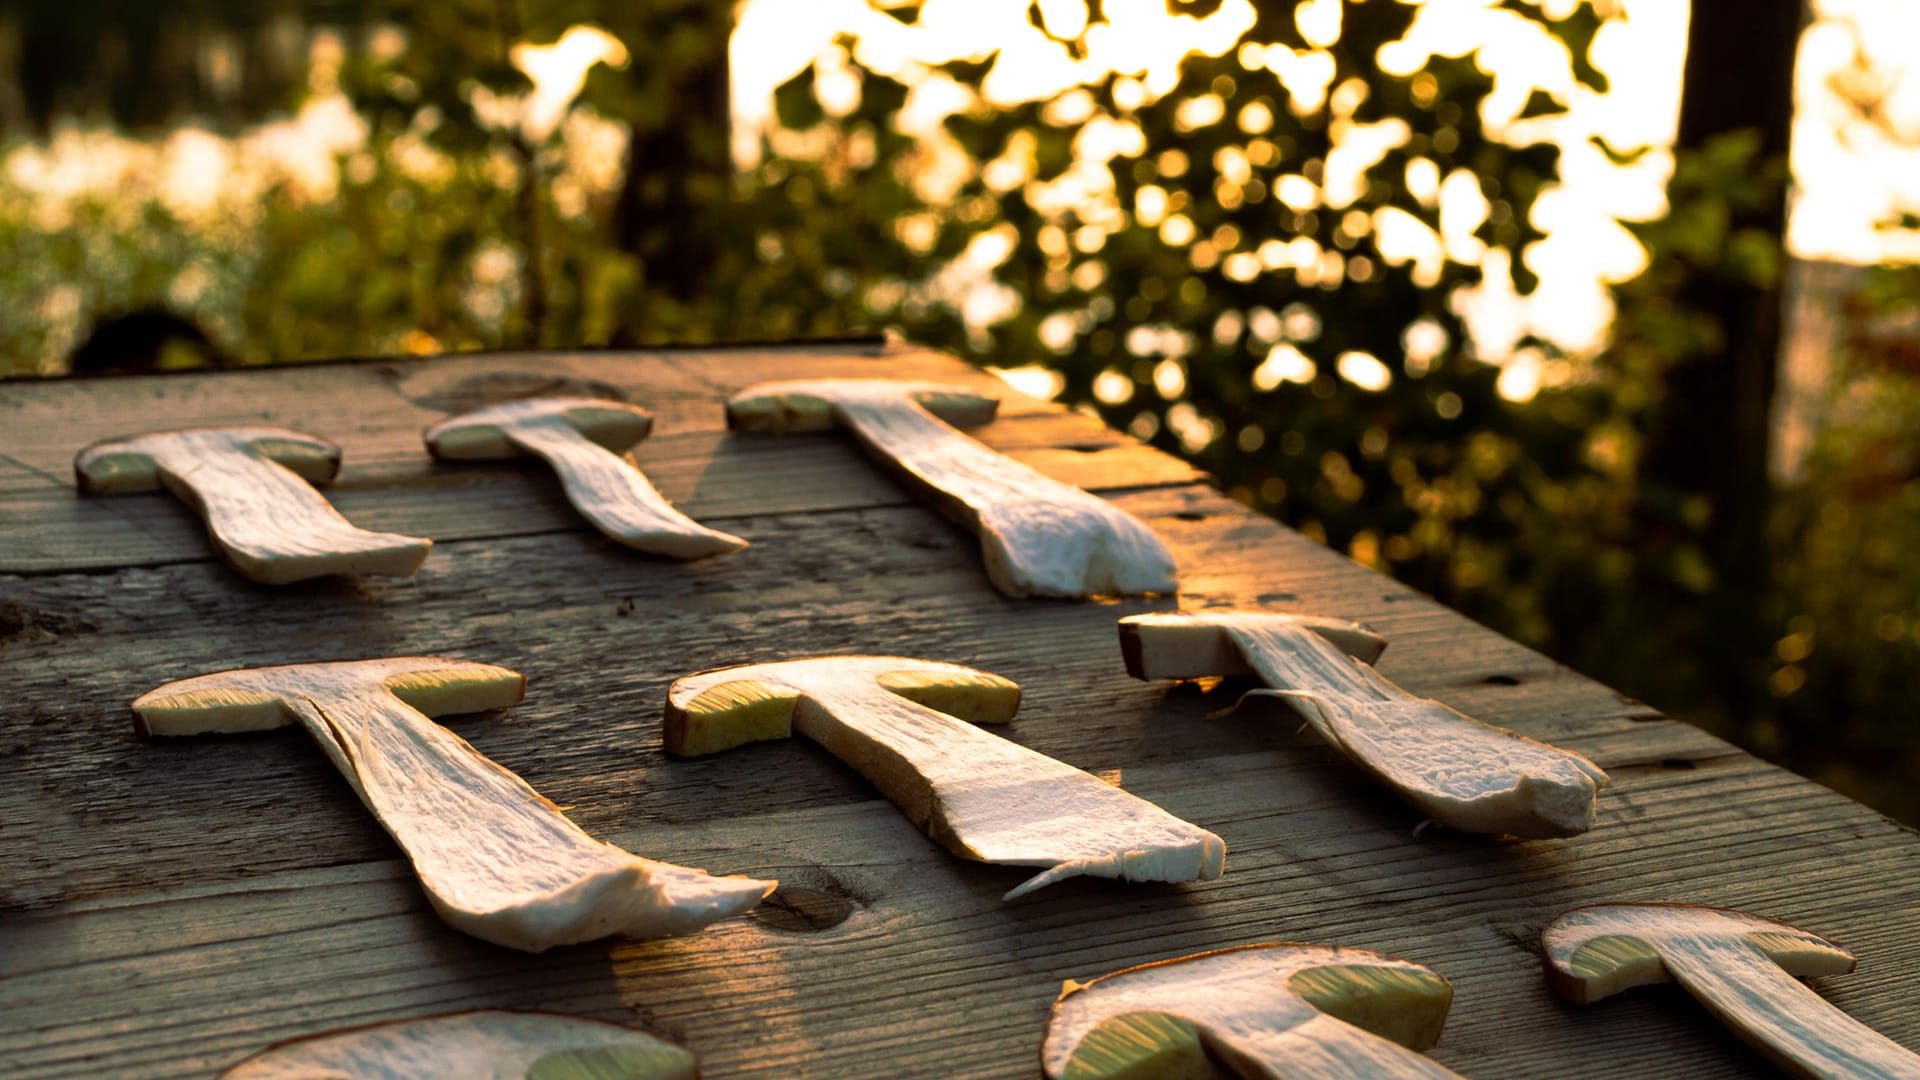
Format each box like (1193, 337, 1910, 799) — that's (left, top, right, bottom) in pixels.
(1543, 903, 1920, 1078)
(1232, 620, 1605, 836)
(219, 1009, 697, 1079)
(668, 656, 1223, 898)
(76, 427, 430, 583)
(1125, 613, 1606, 837)
(425, 398, 746, 559)
(729, 379, 1177, 598)
(136, 659, 773, 952)
(1044, 943, 1461, 1079)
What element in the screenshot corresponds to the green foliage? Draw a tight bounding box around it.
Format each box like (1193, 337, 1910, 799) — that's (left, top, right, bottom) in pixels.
(1764, 262, 1920, 815)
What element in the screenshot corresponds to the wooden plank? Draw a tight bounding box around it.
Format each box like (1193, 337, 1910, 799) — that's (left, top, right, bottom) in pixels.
(1, 347, 1195, 573)
(5, 347, 1920, 1079)
(2, 485, 1706, 910)
(3, 755, 1916, 1078)
(0, 414, 1199, 573)
(0, 343, 1034, 489)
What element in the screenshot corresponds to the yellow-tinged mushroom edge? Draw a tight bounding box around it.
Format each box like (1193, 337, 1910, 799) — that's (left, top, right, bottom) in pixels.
(427, 400, 653, 459)
(664, 666, 1021, 757)
(724, 380, 1001, 435)
(382, 665, 528, 716)
(133, 686, 294, 737)
(217, 1009, 697, 1080)
(248, 436, 344, 483)
(1287, 963, 1452, 1050)
(1542, 903, 1859, 1005)
(875, 668, 1021, 725)
(1060, 1013, 1215, 1080)
(523, 1039, 698, 1080)
(132, 663, 526, 738)
(664, 679, 804, 757)
(1051, 944, 1452, 1080)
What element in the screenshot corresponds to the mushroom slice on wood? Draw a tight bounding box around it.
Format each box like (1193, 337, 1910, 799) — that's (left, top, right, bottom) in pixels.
(1543, 902, 1920, 1078)
(75, 426, 431, 583)
(725, 378, 1177, 598)
(219, 1009, 697, 1079)
(135, 658, 774, 951)
(665, 655, 1224, 898)
(1043, 943, 1462, 1079)
(425, 396, 746, 559)
(1120, 612, 1608, 837)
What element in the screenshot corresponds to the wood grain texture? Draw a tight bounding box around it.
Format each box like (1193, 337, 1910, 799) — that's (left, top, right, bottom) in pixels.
(4, 343, 1919, 1079)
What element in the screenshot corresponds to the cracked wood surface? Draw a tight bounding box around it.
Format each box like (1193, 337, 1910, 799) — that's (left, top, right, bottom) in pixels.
(3, 341, 1919, 1078)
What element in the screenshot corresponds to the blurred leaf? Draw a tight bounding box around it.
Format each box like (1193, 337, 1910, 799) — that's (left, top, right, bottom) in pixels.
(1518, 89, 1567, 119)
(1589, 134, 1651, 165)
(773, 68, 826, 130)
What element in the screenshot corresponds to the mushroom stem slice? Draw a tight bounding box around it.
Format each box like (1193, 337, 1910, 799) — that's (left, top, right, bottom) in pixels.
(75, 427, 431, 583)
(135, 658, 774, 952)
(218, 1009, 697, 1079)
(726, 378, 1177, 598)
(1543, 902, 1920, 1078)
(1044, 943, 1461, 1079)
(666, 655, 1224, 898)
(425, 397, 746, 559)
(1121, 612, 1608, 837)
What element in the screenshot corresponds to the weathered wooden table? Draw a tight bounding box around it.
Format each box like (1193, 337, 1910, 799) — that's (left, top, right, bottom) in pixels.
(3, 340, 1917, 1078)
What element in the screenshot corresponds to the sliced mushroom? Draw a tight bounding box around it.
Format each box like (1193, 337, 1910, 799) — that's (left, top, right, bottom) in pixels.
(665, 655, 1224, 898)
(75, 426, 431, 583)
(1543, 902, 1920, 1078)
(425, 396, 746, 558)
(1120, 612, 1607, 837)
(219, 1009, 696, 1079)
(1043, 943, 1461, 1079)
(135, 658, 774, 951)
(725, 378, 1177, 598)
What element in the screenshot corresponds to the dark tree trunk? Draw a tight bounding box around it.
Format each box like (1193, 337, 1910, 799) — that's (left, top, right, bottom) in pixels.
(1654, 0, 1802, 719)
(612, 3, 733, 306)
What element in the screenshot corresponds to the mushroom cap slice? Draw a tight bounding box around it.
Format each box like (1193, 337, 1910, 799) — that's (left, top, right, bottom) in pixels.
(74, 426, 431, 582)
(218, 1009, 697, 1079)
(1542, 902, 1920, 1078)
(75, 427, 345, 493)
(725, 379, 1002, 434)
(1044, 943, 1460, 1079)
(423, 397, 655, 458)
(423, 396, 746, 559)
(1119, 612, 1388, 678)
(1121, 611, 1607, 838)
(132, 656, 527, 736)
(135, 658, 774, 951)
(1542, 902, 1857, 1006)
(725, 378, 1177, 598)
(666, 655, 1224, 898)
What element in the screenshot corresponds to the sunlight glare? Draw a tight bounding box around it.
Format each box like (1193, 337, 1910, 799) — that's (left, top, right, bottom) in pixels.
(1253, 343, 1317, 390)
(1322, 117, 1409, 209)
(1402, 318, 1449, 376)
(1094, 368, 1136, 403)
(991, 363, 1067, 400)
(1372, 206, 1446, 288)
(1439, 168, 1490, 264)
(1295, 0, 1343, 49)
(510, 25, 630, 143)
(1263, 47, 1338, 115)
(1450, 248, 1527, 363)
(1154, 357, 1187, 398)
(1337, 350, 1392, 392)
(1036, 0, 1091, 41)
(1496, 346, 1545, 402)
